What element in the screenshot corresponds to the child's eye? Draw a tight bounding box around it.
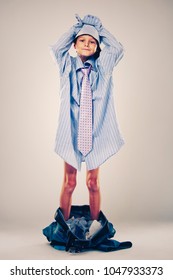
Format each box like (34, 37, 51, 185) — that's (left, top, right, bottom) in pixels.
(90, 41, 96, 44)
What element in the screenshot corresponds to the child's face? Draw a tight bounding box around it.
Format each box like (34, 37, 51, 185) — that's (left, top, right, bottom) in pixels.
(74, 35, 97, 62)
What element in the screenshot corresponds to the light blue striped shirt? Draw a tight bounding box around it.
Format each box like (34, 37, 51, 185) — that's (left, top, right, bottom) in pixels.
(51, 25, 124, 170)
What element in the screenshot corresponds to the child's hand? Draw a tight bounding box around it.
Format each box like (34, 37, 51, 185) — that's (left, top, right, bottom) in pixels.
(82, 14, 102, 31)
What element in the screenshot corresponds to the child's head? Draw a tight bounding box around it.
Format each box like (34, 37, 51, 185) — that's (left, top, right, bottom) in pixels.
(74, 25, 101, 62)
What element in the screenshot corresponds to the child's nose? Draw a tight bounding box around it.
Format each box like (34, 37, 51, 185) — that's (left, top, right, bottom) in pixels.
(85, 41, 89, 47)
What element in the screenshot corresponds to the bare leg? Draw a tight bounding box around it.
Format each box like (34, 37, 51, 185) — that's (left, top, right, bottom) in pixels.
(60, 162, 77, 220)
(86, 167, 101, 220)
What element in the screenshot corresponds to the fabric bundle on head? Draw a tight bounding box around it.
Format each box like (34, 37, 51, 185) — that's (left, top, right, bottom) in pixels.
(75, 24, 100, 43)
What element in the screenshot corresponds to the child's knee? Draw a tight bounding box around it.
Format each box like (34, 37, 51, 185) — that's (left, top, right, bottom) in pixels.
(86, 175, 99, 193)
(64, 174, 77, 193)
(63, 162, 77, 193)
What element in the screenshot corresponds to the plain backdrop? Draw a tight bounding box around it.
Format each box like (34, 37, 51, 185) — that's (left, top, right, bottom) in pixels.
(0, 0, 173, 233)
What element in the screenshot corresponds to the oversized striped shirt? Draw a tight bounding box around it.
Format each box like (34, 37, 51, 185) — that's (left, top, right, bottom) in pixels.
(50, 25, 124, 170)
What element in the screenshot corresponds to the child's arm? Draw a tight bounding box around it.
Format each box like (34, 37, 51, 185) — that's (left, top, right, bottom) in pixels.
(98, 27, 124, 72)
(50, 20, 82, 75)
(81, 14, 124, 72)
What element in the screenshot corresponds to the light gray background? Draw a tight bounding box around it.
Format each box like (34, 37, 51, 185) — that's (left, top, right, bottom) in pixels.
(0, 0, 173, 259)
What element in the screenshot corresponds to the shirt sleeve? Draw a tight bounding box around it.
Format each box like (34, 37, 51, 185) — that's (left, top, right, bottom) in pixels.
(98, 27, 124, 74)
(50, 25, 80, 75)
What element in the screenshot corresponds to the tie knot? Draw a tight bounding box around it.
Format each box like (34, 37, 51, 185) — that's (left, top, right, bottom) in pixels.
(81, 65, 91, 75)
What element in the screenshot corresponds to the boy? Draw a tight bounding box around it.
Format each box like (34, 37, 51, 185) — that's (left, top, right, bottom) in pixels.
(51, 14, 124, 220)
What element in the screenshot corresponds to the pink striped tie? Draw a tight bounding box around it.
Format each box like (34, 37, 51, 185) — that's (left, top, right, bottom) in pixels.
(78, 66, 92, 156)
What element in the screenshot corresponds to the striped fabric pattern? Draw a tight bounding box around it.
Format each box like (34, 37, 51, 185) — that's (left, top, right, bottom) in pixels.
(50, 25, 125, 171)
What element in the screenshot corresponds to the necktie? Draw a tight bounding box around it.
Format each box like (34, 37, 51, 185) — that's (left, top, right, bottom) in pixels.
(78, 66, 92, 156)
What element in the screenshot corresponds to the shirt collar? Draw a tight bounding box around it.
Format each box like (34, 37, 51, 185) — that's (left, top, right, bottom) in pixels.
(75, 56, 97, 72)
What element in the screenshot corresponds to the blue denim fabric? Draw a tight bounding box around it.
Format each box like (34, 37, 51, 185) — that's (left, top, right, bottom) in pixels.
(43, 205, 132, 253)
